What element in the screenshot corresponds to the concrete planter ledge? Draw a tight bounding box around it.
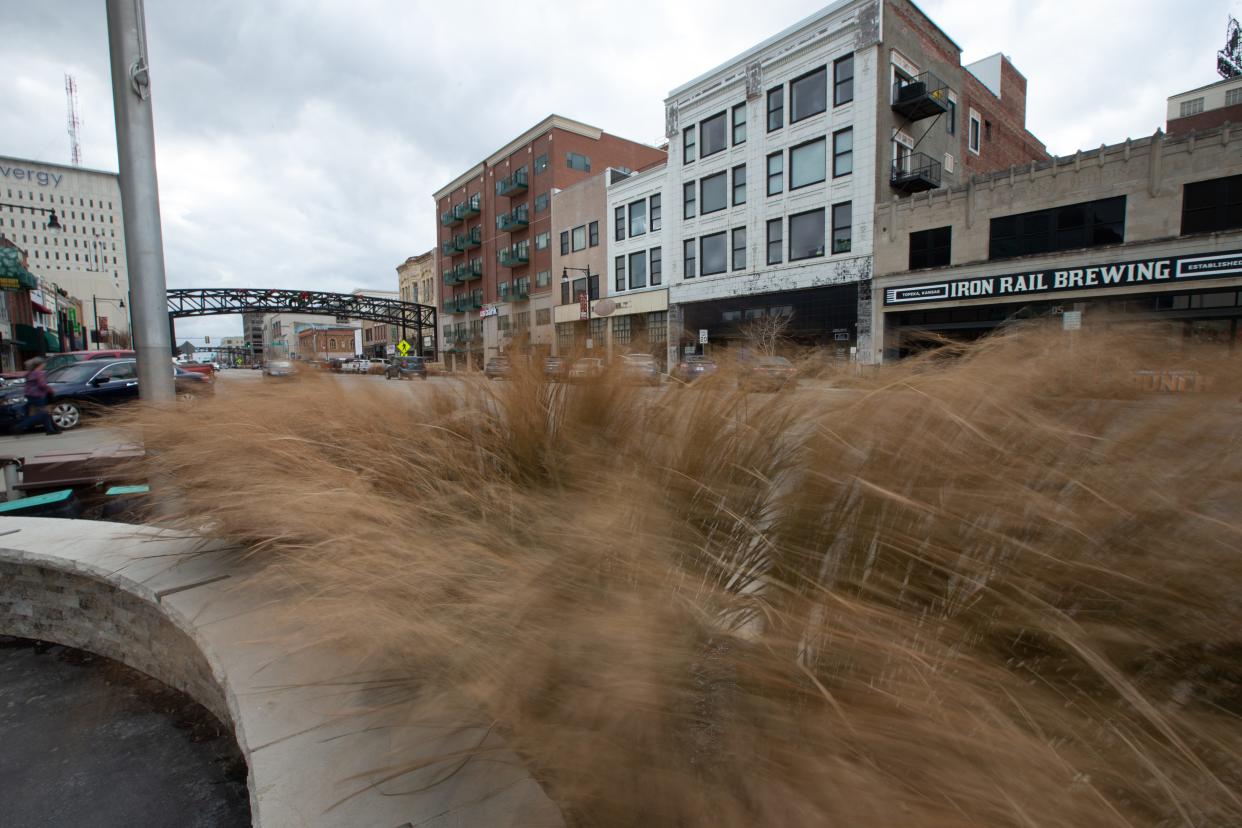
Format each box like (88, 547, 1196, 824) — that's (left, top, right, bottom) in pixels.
(0, 517, 564, 828)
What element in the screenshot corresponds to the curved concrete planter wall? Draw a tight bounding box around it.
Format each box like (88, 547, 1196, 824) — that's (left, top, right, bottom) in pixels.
(0, 518, 564, 828)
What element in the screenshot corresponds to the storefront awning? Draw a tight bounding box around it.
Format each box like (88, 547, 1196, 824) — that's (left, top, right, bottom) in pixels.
(42, 329, 61, 353)
(0, 248, 38, 291)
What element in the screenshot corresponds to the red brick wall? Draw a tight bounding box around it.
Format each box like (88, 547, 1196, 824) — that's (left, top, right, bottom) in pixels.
(960, 57, 1049, 176)
(1167, 104, 1242, 135)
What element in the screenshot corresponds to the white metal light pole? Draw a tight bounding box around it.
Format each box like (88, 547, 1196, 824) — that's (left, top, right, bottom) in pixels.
(107, 0, 174, 400)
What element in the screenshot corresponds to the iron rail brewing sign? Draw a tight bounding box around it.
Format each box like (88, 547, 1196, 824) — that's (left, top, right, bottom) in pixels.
(883, 248, 1242, 307)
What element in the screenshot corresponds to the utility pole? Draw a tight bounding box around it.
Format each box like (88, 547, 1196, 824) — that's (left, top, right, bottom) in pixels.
(107, 0, 174, 401)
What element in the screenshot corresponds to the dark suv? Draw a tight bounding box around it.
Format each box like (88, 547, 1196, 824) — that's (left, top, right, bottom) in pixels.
(385, 356, 428, 380)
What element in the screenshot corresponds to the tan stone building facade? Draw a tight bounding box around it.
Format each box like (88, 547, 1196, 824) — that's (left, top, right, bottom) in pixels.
(397, 249, 437, 357)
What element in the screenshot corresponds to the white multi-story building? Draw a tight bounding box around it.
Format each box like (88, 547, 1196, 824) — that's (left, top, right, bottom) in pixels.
(636, 0, 1045, 363)
(602, 164, 673, 364)
(0, 156, 130, 346)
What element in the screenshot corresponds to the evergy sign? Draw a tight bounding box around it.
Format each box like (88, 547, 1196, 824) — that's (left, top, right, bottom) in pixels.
(0, 164, 63, 188)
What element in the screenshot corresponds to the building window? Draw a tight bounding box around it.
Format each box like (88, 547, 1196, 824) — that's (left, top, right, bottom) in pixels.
(767, 86, 783, 131)
(615, 255, 626, 292)
(535, 192, 549, 213)
(537, 308, 551, 326)
(498, 315, 510, 334)
(615, 205, 626, 241)
(572, 225, 587, 251)
(537, 269, 551, 287)
(767, 152, 784, 196)
(732, 227, 746, 271)
(650, 194, 662, 230)
(732, 103, 747, 145)
(684, 238, 696, 278)
(567, 152, 591, 171)
(790, 138, 826, 190)
(968, 109, 982, 154)
(560, 231, 570, 255)
(1179, 97, 1205, 118)
(629, 199, 647, 236)
(766, 218, 782, 265)
(535, 231, 550, 250)
(535, 153, 549, 174)
(832, 202, 852, 254)
(701, 172, 728, 214)
(989, 196, 1126, 260)
(683, 181, 697, 218)
(832, 128, 853, 177)
(701, 111, 727, 157)
(650, 247, 662, 286)
(648, 311, 667, 344)
(612, 315, 632, 347)
(789, 209, 825, 260)
(589, 220, 600, 246)
(790, 66, 827, 122)
(701, 232, 727, 276)
(834, 54, 854, 106)
(1182, 174, 1242, 235)
(732, 164, 746, 205)
(946, 94, 957, 135)
(909, 226, 952, 269)
(629, 250, 647, 289)
(684, 125, 697, 163)
(1226, 88, 1242, 107)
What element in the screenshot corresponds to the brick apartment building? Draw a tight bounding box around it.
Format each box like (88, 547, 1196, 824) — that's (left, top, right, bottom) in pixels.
(434, 115, 665, 370)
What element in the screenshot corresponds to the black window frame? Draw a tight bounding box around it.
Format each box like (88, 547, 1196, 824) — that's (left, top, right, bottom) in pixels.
(946, 98, 956, 136)
(650, 246, 662, 286)
(1181, 174, 1242, 236)
(650, 194, 662, 231)
(909, 226, 952, 270)
(789, 65, 828, 123)
(629, 199, 648, 236)
(732, 227, 746, 271)
(700, 171, 728, 215)
(989, 196, 1127, 261)
(766, 152, 784, 196)
(700, 231, 728, 276)
(732, 164, 746, 206)
(628, 250, 647, 289)
(767, 86, 784, 132)
(683, 181, 697, 219)
(789, 137, 826, 191)
(700, 111, 728, 158)
(789, 208, 826, 261)
(684, 238, 697, 279)
(588, 220, 600, 247)
(832, 127, 853, 178)
(615, 254, 626, 292)
(732, 103, 747, 145)
(832, 201, 853, 255)
(833, 54, 854, 106)
(560, 230, 569, 256)
(615, 205, 626, 241)
(766, 218, 783, 265)
(684, 125, 697, 164)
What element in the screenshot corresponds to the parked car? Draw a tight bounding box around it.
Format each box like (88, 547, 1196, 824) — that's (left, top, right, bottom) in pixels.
(264, 360, 295, 378)
(385, 356, 427, 380)
(543, 356, 568, 381)
(175, 364, 215, 395)
(340, 358, 369, 374)
(738, 355, 798, 391)
(1, 358, 140, 431)
(484, 356, 511, 380)
(1, 349, 135, 383)
(618, 353, 661, 386)
(568, 358, 605, 382)
(674, 355, 719, 383)
(367, 358, 388, 375)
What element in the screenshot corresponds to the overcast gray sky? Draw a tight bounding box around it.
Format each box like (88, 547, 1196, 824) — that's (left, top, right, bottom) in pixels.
(2, 0, 1239, 342)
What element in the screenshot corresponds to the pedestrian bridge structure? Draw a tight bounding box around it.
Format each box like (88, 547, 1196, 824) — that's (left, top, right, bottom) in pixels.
(166, 288, 438, 356)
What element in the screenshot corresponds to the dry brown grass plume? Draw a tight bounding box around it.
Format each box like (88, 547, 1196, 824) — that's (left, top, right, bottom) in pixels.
(122, 322, 1242, 827)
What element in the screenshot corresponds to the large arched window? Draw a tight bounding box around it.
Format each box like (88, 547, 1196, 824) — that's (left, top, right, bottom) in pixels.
(329, 338, 337, 350)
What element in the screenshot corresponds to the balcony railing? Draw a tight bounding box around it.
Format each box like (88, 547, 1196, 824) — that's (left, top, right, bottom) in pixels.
(496, 169, 529, 197)
(497, 205, 529, 233)
(465, 226, 482, 249)
(891, 152, 943, 194)
(453, 233, 468, 252)
(440, 209, 459, 227)
(465, 259, 484, 280)
(462, 194, 481, 219)
(891, 72, 951, 121)
(454, 294, 470, 313)
(441, 240, 457, 257)
(444, 269, 463, 286)
(453, 263, 470, 282)
(512, 280, 530, 301)
(498, 244, 529, 268)
(443, 298, 457, 314)
(469, 290, 484, 309)
(497, 283, 510, 302)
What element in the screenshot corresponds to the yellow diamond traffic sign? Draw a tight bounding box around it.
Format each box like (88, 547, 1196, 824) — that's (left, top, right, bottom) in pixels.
(397, 339, 411, 356)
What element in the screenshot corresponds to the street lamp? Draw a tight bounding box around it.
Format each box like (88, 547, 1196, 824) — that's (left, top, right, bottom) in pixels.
(93, 295, 126, 350)
(0, 204, 62, 231)
(562, 266, 593, 351)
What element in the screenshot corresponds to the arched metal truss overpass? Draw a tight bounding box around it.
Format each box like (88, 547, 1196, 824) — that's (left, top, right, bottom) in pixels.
(166, 288, 437, 356)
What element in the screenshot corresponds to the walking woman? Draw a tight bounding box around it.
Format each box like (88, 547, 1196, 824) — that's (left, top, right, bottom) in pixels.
(17, 357, 61, 436)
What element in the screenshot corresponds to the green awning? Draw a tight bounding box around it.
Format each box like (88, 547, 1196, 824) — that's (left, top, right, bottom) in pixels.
(43, 329, 61, 353)
(0, 248, 38, 291)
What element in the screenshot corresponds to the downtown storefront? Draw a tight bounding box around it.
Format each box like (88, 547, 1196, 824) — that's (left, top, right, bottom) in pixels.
(876, 240, 1242, 359)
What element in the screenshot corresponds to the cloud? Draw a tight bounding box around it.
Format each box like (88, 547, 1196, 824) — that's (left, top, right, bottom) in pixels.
(3, 0, 1240, 342)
